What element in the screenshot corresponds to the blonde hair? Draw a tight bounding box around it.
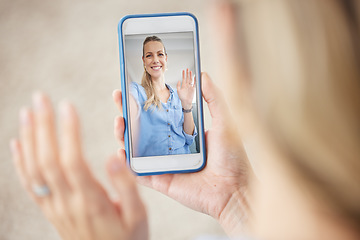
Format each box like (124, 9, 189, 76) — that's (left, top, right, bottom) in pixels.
(233, 0, 360, 227)
(141, 36, 167, 111)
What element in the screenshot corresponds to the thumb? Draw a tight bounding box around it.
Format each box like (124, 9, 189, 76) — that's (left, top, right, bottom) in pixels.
(201, 72, 228, 119)
(112, 89, 123, 114)
(106, 149, 145, 223)
(177, 80, 181, 92)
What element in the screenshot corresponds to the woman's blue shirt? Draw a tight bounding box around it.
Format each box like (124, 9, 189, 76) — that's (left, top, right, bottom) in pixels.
(130, 82, 197, 157)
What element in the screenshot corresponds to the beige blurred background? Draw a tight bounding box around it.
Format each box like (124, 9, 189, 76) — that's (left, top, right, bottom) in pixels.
(0, 0, 225, 239)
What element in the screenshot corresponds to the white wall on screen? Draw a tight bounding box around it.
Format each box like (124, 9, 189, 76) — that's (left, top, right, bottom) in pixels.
(124, 32, 196, 103)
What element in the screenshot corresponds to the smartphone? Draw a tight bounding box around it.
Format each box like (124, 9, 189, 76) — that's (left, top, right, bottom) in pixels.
(117, 12, 206, 175)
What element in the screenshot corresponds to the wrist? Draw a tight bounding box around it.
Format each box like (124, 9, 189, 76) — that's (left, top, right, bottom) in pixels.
(217, 186, 251, 237)
(182, 105, 193, 113)
(181, 103, 193, 110)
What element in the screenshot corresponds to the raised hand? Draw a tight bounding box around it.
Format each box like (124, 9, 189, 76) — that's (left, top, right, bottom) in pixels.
(10, 93, 148, 240)
(113, 73, 253, 236)
(177, 68, 196, 109)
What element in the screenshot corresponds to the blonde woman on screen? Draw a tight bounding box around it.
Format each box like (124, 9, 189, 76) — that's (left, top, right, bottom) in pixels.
(130, 35, 198, 157)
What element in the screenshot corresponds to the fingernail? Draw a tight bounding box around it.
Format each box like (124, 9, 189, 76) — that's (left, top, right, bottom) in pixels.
(19, 107, 30, 125)
(59, 100, 72, 119)
(32, 92, 46, 111)
(112, 89, 118, 98)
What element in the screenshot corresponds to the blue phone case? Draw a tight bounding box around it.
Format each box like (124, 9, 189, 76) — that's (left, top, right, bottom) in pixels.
(117, 12, 206, 176)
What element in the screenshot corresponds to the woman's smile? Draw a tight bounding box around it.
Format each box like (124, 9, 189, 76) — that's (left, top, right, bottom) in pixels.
(151, 66, 162, 71)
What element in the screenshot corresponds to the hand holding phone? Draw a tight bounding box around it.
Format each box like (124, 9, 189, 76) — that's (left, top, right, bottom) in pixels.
(113, 73, 253, 231)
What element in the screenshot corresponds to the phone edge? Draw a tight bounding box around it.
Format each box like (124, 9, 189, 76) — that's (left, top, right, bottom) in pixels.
(117, 12, 207, 176)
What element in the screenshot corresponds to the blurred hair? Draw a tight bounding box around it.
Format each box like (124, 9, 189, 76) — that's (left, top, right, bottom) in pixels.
(234, 0, 360, 227)
(141, 36, 167, 111)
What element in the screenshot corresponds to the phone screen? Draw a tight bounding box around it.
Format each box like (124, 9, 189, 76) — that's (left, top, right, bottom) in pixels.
(124, 32, 200, 157)
(119, 13, 205, 175)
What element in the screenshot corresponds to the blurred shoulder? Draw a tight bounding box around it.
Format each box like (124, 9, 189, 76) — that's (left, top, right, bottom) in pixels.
(130, 81, 142, 90)
(130, 82, 146, 95)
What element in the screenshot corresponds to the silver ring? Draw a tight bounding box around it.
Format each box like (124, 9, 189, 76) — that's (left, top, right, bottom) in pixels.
(32, 184, 50, 197)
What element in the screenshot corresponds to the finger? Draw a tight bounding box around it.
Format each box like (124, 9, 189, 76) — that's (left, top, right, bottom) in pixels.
(10, 139, 29, 192)
(189, 70, 193, 85)
(19, 107, 51, 203)
(32, 93, 70, 195)
(114, 116, 125, 148)
(187, 68, 190, 84)
(17, 108, 51, 205)
(177, 80, 181, 93)
(113, 89, 123, 115)
(201, 72, 227, 119)
(10, 138, 48, 205)
(136, 174, 177, 197)
(181, 70, 186, 87)
(10, 139, 49, 205)
(106, 150, 146, 223)
(59, 101, 94, 190)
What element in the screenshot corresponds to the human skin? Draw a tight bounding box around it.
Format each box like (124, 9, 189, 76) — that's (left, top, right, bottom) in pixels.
(10, 95, 148, 240)
(113, 73, 254, 237)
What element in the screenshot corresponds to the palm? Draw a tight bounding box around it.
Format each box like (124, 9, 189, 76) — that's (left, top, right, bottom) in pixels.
(136, 74, 250, 219)
(137, 130, 247, 219)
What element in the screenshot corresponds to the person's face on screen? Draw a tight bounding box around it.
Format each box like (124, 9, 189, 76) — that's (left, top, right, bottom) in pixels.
(142, 41, 167, 80)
